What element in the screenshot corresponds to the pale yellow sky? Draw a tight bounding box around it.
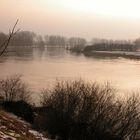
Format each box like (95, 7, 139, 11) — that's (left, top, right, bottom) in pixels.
(1, 0, 140, 40)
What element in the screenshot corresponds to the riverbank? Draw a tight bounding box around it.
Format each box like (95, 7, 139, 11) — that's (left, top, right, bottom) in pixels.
(0, 76, 140, 140)
(0, 109, 49, 140)
(83, 50, 140, 59)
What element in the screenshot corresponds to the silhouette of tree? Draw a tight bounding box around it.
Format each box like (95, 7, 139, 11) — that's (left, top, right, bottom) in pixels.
(0, 20, 19, 56)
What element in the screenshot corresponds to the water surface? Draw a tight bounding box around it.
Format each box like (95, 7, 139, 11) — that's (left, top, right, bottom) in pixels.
(0, 47, 140, 93)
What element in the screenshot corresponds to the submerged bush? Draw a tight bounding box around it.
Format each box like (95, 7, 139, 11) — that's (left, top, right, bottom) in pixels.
(39, 80, 140, 140)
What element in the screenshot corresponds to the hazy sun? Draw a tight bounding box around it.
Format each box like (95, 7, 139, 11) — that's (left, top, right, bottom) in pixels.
(48, 0, 140, 18)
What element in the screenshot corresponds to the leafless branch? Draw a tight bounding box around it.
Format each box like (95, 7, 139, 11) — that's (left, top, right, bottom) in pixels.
(0, 19, 20, 56)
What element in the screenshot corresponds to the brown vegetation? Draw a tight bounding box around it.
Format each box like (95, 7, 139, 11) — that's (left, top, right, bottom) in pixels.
(0, 76, 139, 140)
(0, 75, 31, 102)
(40, 80, 140, 140)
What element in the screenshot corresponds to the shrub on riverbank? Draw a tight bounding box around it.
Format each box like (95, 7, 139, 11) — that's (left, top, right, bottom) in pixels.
(0, 75, 31, 102)
(0, 75, 34, 123)
(0, 76, 139, 140)
(40, 80, 140, 140)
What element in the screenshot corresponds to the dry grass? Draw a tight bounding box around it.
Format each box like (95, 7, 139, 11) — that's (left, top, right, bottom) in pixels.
(0, 109, 48, 140)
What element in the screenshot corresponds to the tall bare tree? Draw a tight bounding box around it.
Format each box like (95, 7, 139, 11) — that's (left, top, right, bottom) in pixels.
(0, 20, 19, 56)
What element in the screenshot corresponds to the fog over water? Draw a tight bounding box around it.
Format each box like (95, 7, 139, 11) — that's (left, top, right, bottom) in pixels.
(0, 47, 140, 93)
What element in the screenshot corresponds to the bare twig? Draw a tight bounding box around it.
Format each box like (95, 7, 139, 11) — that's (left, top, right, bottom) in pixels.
(0, 19, 20, 56)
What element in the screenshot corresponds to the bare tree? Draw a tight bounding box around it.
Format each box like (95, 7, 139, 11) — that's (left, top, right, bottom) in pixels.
(0, 20, 19, 56)
(0, 75, 31, 102)
(40, 80, 140, 140)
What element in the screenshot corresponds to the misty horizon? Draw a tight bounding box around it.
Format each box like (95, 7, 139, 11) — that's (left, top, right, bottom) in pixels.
(1, 0, 140, 40)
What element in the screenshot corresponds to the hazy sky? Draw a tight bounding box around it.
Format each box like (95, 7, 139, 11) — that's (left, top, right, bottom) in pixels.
(1, 0, 140, 40)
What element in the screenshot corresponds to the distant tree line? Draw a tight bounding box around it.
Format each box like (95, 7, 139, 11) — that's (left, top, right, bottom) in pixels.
(0, 31, 87, 48)
(84, 43, 137, 52)
(85, 38, 138, 52)
(0, 31, 36, 47)
(91, 38, 133, 45)
(71, 38, 140, 53)
(1, 30, 140, 52)
(134, 38, 140, 49)
(44, 35, 87, 48)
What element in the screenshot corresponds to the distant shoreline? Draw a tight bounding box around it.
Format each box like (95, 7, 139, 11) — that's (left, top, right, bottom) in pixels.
(83, 50, 140, 59)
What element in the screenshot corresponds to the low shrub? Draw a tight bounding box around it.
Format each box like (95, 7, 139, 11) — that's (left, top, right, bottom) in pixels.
(0, 75, 31, 102)
(38, 80, 140, 140)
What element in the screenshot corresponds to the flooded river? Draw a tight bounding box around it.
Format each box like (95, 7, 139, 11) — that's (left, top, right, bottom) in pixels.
(0, 47, 140, 93)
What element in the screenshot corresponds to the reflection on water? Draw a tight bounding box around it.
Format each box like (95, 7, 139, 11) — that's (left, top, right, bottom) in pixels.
(0, 47, 140, 93)
(3, 46, 34, 61)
